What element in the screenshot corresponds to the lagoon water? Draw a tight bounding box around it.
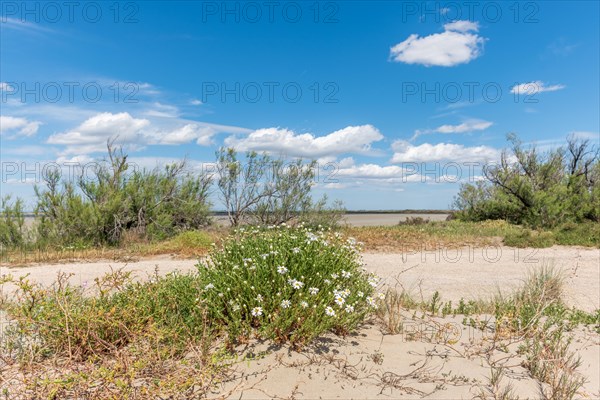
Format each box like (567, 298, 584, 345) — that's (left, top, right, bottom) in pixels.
(213, 213, 450, 226)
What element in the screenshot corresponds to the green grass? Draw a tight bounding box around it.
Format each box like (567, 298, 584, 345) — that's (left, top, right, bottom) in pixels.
(345, 220, 600, 251)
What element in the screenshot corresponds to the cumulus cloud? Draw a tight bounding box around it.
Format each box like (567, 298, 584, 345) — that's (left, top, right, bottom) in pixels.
(390, 20, 485, 67)
(412, 119, 492, 140)
(46, 112, 250, 155)
(333, 161, 425, 184)
(390, 141, 500, 163)
(159, 124, 216, 146)
(337, 163, 406, 179)
(224, 125, 384, 157)
(0, 116, 41, 137)
(442, 20, 480, 33)
(48, 112, 150, 154)
(510, 81, 565, 95)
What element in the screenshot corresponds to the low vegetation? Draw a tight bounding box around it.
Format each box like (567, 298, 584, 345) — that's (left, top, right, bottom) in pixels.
(375, 265, 596, 399)
(0, 227, 377, 397)
(346, 219, 600, 251)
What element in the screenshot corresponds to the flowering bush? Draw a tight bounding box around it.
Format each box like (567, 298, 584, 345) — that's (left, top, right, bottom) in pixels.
(197, 225, 378, 347)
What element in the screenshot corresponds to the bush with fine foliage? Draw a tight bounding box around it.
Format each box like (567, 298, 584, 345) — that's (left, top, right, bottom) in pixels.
(454, 134, 599, 228)
(32, 143, 212, 247)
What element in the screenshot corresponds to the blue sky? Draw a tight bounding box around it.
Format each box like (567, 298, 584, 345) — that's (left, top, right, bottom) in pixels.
(1, 1, 599, 210)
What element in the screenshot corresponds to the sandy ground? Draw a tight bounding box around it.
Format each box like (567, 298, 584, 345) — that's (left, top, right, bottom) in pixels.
(1, 245, 598, 398)
(2, 245, 598, 311)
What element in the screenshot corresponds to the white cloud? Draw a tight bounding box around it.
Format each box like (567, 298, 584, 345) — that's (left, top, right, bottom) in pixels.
(142, 102, 180, 118)
(322, 183, 347, 189)
(337, 163, 406, 179)
(49, 112, 150, 145)
(569, 131, 599, 142)
(334, 161, 425, 184)
(510, 81, 565, 95)
(443, 20, 480, 33)
(390, 20, 485, 67)
(224, 125, 384, 157)
(412, 119, 492, 140)
(435, 120, 492, 134)
(1, 18, 55, 34)
(391, 141, 500, 163)
(159, 124, 216, 146)
(190, 99, 203, 106)
(0, 82, 15, 91)
(46, 112, 252, 155)
(0, 116, 41, 137)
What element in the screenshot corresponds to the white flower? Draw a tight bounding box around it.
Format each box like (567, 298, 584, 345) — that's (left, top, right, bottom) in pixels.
(261, 253, 269, 259)
(289, 280, 303, 289)
(256, 294, 263, 303)
(341, 270, 351, 278)
(306, 232, 318, 242)
(233, 304, 240, 311)
(368, 276, 379, 288)
(377, 292, 385, 300)
(334, 296, 345, 307)
(277, 266, 288, 275)
(325, 306, 336, 317)
(357, 291, 364, 298)
(301, 301, 308, 308)
(292, 247, 300, 254)
(366, 296, 378, 308)
(324, 279, 331, 285)
(331, 273, 338, 279)
(309, 287, 319, 295)
(251, 307, 263, 317)
(204, 283, 215, 290)
(281, 300, 291, 309)
(345, 305, 355, 313)
(218, 293, 224, 298)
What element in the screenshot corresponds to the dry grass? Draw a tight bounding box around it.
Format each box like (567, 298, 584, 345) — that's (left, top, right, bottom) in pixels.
(0, 229, 227, 266)
(342, 220, 511, 252)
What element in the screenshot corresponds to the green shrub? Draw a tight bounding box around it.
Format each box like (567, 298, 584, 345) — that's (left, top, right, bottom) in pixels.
(4, 269, 210, 360)
(0, 195, 27, 248)
(554, 221, 600, 247)
(33, 144, 212, 247)
(503, 229, 555, 248)
(398, 216, 430, 226)
(167, 230, 213, 249)
(453, 134, 599, 229)
(197, 225, 378, 347)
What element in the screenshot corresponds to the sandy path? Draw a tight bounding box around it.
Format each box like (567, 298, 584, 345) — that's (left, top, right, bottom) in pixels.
(2, 245, 598, 311)
(364, 245, 600, 312)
